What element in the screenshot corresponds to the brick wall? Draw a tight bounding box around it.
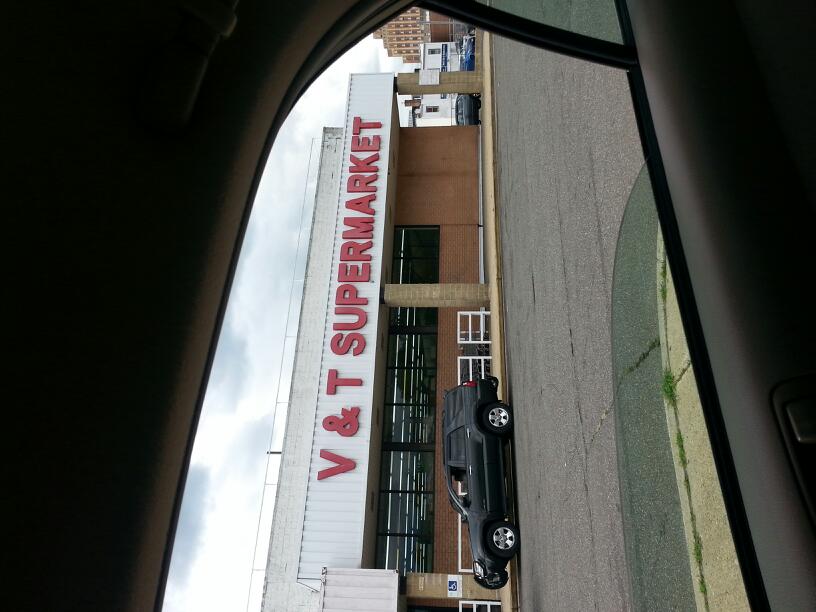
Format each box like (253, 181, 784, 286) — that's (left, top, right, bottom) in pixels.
(395, 126, 480, 577)
(396, 126, 480, 228)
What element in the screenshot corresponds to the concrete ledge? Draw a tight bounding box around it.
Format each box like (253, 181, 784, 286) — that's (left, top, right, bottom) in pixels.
(405, 573, 500, 601)
(396, 71, 483, 95)
(383, 283, 489, 308)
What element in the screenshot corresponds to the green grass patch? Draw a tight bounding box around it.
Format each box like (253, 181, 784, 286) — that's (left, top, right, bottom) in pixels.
(676, 431, 688, 468)
(662, 369, 678, 405)
(693, 532, 703, 566)
(659, 257, 668, 302)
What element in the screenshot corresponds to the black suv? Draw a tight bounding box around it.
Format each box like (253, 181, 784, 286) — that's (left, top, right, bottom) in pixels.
(442, 376, 518, 589)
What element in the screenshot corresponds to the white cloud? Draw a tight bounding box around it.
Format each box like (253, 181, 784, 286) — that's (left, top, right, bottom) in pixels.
(164, 35, 410, 612)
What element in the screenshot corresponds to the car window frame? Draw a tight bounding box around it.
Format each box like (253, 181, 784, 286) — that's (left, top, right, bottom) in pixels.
(157, 1, 773, 609)
(417, 1, 769, 608)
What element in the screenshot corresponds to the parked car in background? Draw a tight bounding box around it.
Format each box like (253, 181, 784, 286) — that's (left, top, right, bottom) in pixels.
(455, 93, 481, 125)
(443, 376, 518, 590)
(461, 34, 475, 70)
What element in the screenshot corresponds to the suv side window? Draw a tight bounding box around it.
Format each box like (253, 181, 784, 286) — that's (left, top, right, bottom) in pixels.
(448, 427, 467, 466)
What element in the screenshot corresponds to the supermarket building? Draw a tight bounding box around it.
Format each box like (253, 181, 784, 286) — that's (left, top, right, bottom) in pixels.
(262, 73, 500, 612)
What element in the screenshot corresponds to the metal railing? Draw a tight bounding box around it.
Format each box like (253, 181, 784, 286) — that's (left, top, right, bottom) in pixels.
(459, 601, 502, 611)
(457, 310, 491, 344)
(458, 355, 492, 383)
(456, 311, 493, 572)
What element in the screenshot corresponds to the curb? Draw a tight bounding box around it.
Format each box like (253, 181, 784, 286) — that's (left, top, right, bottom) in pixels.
(656, 232, 749, 612)
(479, 30, 520, 612)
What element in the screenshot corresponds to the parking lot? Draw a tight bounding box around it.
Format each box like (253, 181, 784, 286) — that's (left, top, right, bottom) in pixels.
(491, 36, 645, 611)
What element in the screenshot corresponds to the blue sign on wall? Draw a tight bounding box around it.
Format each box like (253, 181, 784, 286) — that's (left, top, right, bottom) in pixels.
(447, 574, 462, 598)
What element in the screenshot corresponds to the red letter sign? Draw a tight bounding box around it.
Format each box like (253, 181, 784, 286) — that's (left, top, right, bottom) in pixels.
(317, 450, 356, 480)
(322, 407, 360, 437)
(326, 368, 363, 395)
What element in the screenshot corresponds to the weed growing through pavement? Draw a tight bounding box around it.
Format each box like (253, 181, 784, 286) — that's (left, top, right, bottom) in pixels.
(676, 431, 688, 467)
(662, 369, 678, 405)
(658, 256, 710, 609)
(659, 256, 668, 303)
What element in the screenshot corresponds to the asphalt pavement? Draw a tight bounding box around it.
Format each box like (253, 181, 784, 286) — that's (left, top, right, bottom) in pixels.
(612, 169, 695, 612)
(491, 37, 646, 611)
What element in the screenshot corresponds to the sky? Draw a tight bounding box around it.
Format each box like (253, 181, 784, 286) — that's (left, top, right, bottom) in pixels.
(163, 36, 413, 612)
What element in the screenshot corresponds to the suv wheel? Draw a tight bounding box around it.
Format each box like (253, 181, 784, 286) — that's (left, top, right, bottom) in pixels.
(486, 521, 519, 559)
(481, 402, 513, 435)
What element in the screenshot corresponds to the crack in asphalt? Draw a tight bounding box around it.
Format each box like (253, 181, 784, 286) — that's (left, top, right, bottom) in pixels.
(618, 337, 661, 384)
(531, 270, 536, 304)
(552, 133, 601, 604)
(589, 400, 615, 448)
(676, 360, 692, 383)
(589, 337, 661, 447)
(588, 147, 609, 289)
(494, 40, 642, 610)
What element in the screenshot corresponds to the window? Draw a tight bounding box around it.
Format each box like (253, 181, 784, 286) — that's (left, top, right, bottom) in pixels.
(375, 467, 434, 574)
(425, 105, 439, 113)
(427, 48, 441, 55)
(390, 305, 438, 329)
(392, 227, 439, 284)
(447, 428, 466, 464)
(384, 309, 437, 437)
(376, 307, 438, 574)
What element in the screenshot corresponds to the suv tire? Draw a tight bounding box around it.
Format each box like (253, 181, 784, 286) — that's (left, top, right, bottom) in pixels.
(480, 402, 513, 435)
(486, 520, 519, 559)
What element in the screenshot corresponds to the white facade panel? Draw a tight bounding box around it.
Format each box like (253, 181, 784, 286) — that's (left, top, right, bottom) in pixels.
(319, 568, 400, 612)
(262, 128, 344, 612)
(297, 73, 394, 582)
(263, 74, 398, 612)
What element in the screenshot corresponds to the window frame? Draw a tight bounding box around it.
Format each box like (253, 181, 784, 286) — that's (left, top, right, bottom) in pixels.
(376, 306, 440, 573)
(416, 0, 767, 608)
(391, 226, 441, 285)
